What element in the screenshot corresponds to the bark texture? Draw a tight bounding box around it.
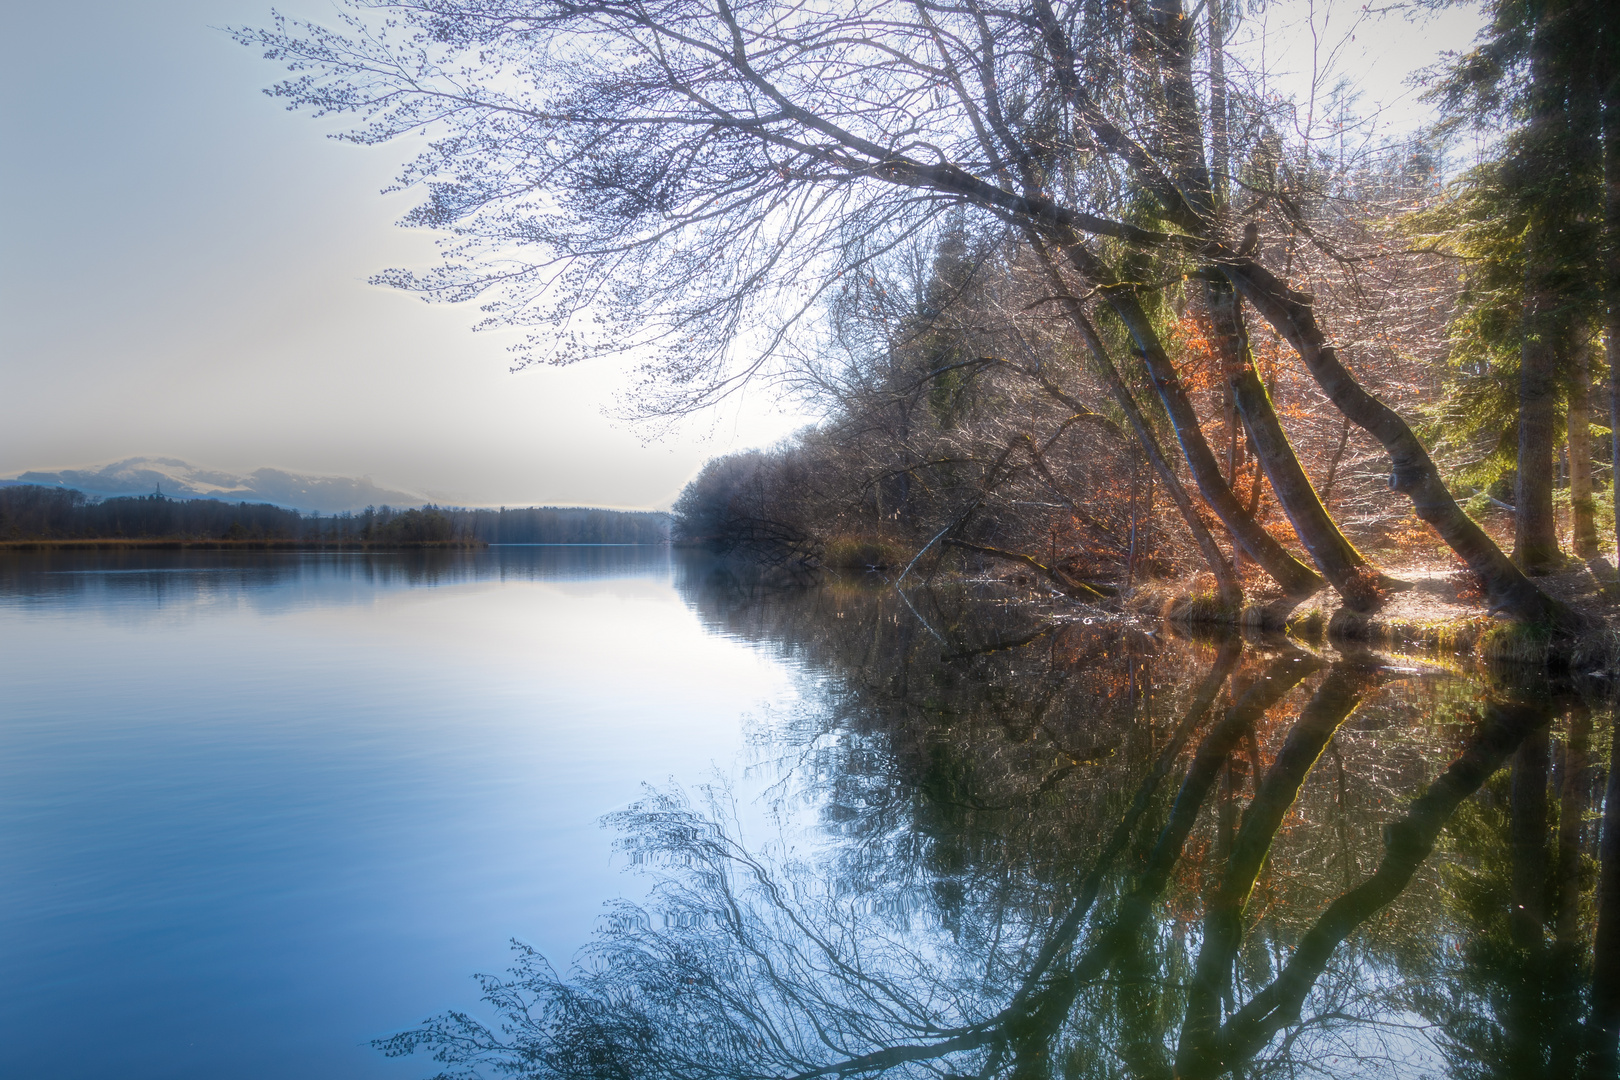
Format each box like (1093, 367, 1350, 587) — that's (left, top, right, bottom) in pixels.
(1067, 255, 1323, 599)
(1029, 240, 1246, 605)
(1204, 277, 1397, 610)
(1226, 258, 1581, 629)
(1516, 0, 1603, 571)
(1569, 345, 1599, 557)
(1607, 3, 1620, 569)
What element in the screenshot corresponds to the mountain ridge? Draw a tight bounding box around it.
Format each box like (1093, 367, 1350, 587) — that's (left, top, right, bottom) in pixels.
(1, 457, 430, 514)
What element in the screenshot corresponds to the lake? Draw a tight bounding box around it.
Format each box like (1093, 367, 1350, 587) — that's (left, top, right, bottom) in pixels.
(1, 547, 1615, 1078)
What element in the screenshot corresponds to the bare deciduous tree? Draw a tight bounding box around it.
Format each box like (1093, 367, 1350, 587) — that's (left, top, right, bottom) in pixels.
(238, 0, 1575, 624)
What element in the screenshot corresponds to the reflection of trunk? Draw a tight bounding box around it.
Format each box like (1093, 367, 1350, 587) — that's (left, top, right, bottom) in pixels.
(1509, 728, 1552, 1080)
(1512, 729, 1551, 949)
(1588, 707, 1620, 1079)
(1211, 699, 1551, 1067)
(1568, 347, 1598, 557)
(1000, 652, 1320, 1075)
(1226, 258, 1580, 630)
(1555, 711, 1590, 944)
(1177, 665, 1373, 1077)
(1204, 278, 1396, 610)
(1020, 636, 1242, 983)
(1551, 710, 1590, 1080)
(1129, 653, 1319, 903)
(984, 637, 1246, 1078)
(1091, 277, 1324, 600)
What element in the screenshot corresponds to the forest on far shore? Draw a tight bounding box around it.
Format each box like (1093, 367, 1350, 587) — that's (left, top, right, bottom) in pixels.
(0, 486, 671, 546)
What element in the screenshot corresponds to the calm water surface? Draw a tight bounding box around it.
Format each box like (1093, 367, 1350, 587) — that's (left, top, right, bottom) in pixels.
(0, 547, 796, 1078)
(4, 548, 1617, 1079)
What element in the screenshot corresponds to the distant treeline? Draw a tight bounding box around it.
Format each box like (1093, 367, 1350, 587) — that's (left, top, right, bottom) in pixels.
(0, 486, 671, 545)
(458, 506, 670, 544)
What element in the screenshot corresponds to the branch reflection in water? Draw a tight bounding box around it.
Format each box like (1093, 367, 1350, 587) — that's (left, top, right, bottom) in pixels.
(380, 563, 1620, 1080)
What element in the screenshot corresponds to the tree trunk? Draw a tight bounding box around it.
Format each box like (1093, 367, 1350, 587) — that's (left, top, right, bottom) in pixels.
(1204, 277, 1398, 610)
(1518, 266, 1565, 571)
(1027, 239, 1244, 605)
(1079, 268, 1324, 600)
(1127, 450, 1141, 588)
(1140, 0, 1215, 223)
(1065, 312, 1244, 608)
(1143, 465, 1155, 574)
(1569, 344, 1599, 557)
(1225, 259, 1581, 629)
(1321, 414, 1353, 507)
(1516, 0, 1604, 571)
(1207, 0, 1230, 211)
(1606, 2, 1620, 569)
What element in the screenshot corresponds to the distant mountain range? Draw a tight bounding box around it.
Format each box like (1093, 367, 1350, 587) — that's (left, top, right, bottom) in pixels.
(0, 457, 430, 514)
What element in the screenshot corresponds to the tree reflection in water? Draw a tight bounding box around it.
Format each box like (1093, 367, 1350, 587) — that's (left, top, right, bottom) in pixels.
(380, 565, 1620, 1079)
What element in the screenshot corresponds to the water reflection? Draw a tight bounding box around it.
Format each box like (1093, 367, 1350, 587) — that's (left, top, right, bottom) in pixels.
(386, 567, 1620, 1079)
(0, 545, 674, 612)
(0, 545, 776, 1080)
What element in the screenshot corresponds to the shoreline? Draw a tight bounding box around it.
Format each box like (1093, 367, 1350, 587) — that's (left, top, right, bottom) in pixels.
(1124, 560, 1620, 669)
(818, 554, 1620, 671)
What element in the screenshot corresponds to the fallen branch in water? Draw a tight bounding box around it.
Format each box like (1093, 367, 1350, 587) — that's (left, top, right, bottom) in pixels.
(944, 538, 1113, 601)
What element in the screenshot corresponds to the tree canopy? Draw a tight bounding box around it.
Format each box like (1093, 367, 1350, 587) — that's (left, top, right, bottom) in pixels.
(239, 0, 1619, 627)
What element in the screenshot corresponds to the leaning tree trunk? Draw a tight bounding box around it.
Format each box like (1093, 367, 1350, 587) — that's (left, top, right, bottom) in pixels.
(1026, 238, 1244, 606)
(1204, 277, 1399, 610)
(1225, 258, 1580, 629)
(1066, 311, 1245, 608)
(1052, 0, 1331, 604)
(1058, 245, 1323, 599)
(1101, 285, 1324, 600)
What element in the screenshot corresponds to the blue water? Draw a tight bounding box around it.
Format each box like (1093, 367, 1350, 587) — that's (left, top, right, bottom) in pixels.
(0, 548, 798, 1078)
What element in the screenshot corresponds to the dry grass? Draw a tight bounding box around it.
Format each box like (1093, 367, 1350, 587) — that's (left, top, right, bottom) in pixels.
(821, 535, 905, 570)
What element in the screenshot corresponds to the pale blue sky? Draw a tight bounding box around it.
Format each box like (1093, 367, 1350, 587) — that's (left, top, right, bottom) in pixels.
(0, 0, 1483, 509)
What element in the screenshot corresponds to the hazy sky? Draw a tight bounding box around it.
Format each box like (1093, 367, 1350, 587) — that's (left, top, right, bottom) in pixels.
(0, 0, 1485, 509)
